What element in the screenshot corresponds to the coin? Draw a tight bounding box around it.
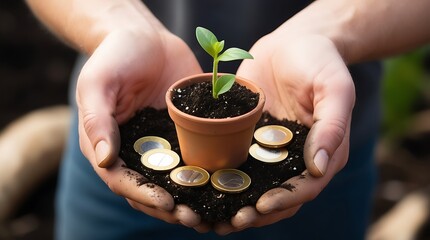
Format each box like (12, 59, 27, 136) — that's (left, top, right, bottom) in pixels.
(249, 143, 289, 163)
(254, 125, 293, 148)
(211, 169, 251, 193)
(133, 136, 171, 155)
(140, 149, 180, 171)
(170, 166, 210, 187)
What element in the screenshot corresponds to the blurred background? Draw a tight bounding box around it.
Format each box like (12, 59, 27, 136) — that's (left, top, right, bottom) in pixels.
(0, 1, 75, 239)
(1, 1, 429, 239)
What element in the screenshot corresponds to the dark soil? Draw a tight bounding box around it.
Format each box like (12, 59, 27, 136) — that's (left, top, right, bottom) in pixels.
(119, 107, 308, 223)
(171, 81, 259, 118)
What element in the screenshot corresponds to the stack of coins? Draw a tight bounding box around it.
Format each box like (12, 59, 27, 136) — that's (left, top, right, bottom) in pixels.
(135, 136, 180, 171)
(251, 125, 293, 163)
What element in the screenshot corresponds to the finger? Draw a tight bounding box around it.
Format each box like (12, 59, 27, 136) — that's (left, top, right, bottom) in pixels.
(232, 205, 300, 230)
(214, 205, 301, 236)
(76, 56, 121, 168)
(127, 199, 178, 224)
(213, 207, 267, 235)
(255, 206, 301, 227)
(256, 171, 320, 214)
(231, 206, 258, 229)
(305, 62, 355, 177)
(78, 111, 119, 168)
(104, 161, 175, 211)
(128, 201, 209, 231)
(174, 204, 201, 227)
(214, 222, 234, 236)
(193, 222, 212, 233)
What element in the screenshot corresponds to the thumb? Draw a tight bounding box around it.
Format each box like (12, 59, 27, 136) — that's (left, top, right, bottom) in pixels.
(303, 118, 351, 177)
(304, 69, 355, 177)
(76, 65, 121, 168)
(79, 112, 120, 168)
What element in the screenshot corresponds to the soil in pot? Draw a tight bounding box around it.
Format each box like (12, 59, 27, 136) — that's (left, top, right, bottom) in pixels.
(171, 81, 259, 118)
(119, 107, 308, 223)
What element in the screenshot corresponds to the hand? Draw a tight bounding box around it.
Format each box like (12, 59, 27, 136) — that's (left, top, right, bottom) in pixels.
(76, 28, 207, 229)
(215, 30, 355, 234)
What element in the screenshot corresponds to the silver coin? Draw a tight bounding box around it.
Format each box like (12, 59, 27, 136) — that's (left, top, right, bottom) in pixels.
(141, 149, 179, 171)
(170, 166, 210, 187)
(211, 169, 251, 193)
(254, 125, 293, 148)
(249, 143, 289, 163)
(133, 136, 171, 155)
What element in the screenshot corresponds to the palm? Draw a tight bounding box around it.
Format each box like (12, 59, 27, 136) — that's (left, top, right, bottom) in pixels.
(77, 31, 202, 124)
(239, 35, 352, 125)
(219, 33, 356, 233)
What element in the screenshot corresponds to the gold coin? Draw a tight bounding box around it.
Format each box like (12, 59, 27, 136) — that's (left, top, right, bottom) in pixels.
(211, 169, 251, 193)
(254, 125, 293, 148)
(141, 149, 180, 171)
(133, 136, 171, 155)
(170, 166, 210, 187)
(249, 143, 289, 163)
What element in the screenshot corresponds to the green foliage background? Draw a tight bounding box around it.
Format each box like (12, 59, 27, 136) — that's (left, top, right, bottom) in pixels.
(381, 46, 430, 142)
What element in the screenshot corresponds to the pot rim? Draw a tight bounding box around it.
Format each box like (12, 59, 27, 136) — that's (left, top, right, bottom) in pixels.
(165, 73, 265, 125)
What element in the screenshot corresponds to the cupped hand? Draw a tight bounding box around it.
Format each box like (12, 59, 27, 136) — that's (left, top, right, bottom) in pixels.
(215, 31, 356, 234)
(76, 28, 206, 230)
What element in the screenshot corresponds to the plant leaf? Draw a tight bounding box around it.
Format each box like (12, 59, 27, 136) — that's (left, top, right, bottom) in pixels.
(196, 27, 219, 58)
(218, 47, 253, 62)
(214, 40, 225, 55)
(214, 74, 236, 97)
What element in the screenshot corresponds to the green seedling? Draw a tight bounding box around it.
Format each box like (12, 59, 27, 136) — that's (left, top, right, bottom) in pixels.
(196, 26, 253, 99)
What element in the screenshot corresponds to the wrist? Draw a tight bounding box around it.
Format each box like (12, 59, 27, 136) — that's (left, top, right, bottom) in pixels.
(66, 0, 165, 54)
(278, 0, 430, 64)
(273, 1, 356, 63)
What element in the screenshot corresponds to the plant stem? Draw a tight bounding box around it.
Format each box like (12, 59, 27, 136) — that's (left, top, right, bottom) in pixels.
(212, 58, 219, 99)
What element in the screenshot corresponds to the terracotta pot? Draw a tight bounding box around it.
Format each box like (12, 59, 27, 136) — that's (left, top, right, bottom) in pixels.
(165, 73, 265, 173)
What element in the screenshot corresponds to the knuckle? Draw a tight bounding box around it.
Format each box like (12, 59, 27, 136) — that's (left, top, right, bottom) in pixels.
(325, 118, 347, 145)
(305, 184, 325, 202)
(127, 200, 140, 211)
(106, 179, 120, 196)
(82, 111, 99, 136)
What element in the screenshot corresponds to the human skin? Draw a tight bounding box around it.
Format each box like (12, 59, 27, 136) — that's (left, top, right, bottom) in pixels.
(25, 0, 430, 235)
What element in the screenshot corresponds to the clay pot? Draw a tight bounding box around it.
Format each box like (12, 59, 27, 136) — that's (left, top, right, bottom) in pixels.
(165, 73, 265, 173)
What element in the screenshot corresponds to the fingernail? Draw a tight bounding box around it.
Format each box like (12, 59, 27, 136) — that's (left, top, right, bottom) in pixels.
(96, 140, 110, 167)
(314, 149, 328, 176)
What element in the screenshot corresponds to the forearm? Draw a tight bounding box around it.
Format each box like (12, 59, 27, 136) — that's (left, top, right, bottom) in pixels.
(25, 0, 164, 54)
(277, 0, 430, 64)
